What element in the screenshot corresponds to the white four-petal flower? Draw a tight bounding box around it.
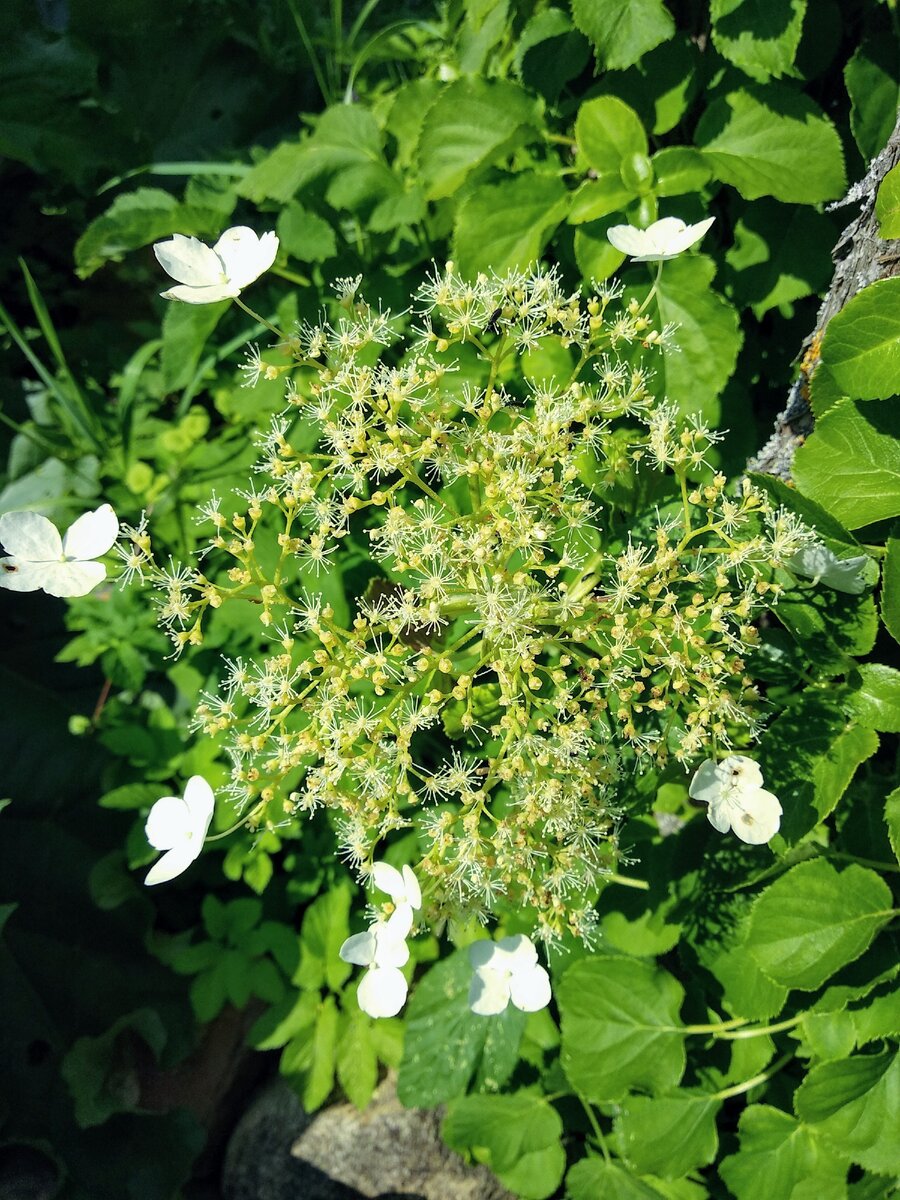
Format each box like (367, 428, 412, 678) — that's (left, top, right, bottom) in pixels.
(144, 775, 216, 885)
(468, 934, 552, 1016)
(689, 755, 782, 845)
(340, 922, 411, 1018)
(787, 542, 868, 594)
(153, 227, 279, 304)
(607, 216, 715, 262)
(0, 504, 118, 598)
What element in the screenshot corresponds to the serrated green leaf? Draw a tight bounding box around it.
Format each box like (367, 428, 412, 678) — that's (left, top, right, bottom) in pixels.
(74, 188, 214, 278)
(514, 9, 590, 101)
(882, 538, 900, 647)
(558, 956, 686, 1102)
(795, 1049, 900, 1175)
(570, 0, 675, 70)
(698, 913, 788, 1021)
(695, 85, 845, 203)
(616, 1092, 720, 1179)
(845, 33, 900, 161)
(443, 1092, 564, 1200)
(651, 146, 711, 197)
(190, 959, 229, 1022)
(397, 949, 524, 1107)
(416, 78, 541, 201)
(719, 1105, 847, 1200)
(276, 202, 336, 262)
(453, 174, 569, 277)
(302, 995, 339, 1111)
(574, 218, 628, 281)
(886, 787, 900, 866)
(746, 860, 893, 991)
(626, 255, 742, 422)
(161, 300, 227, 393)
(297, 882, 352, 993)
(336, 1008, 379, 1110)
(819, 278, 900, 402)
(575, 95, 647, 173)
(845, 664, 900, 732)
(793, 399, 900, 530)
(248, 988, 319, 1050)
(799, 1008, 858, 1062)
(724, 201, 835, 317)
(237, 106, 384, 205)
(710, 0, 807, 83)
(876, 164, 900, 239)
(566, 1158, 669, 1199)
(852, 987, 900, 1048)
(98, 782, 165, 811)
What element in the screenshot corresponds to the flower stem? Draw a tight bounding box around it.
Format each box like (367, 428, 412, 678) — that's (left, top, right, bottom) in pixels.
(234, 297, 286, 339)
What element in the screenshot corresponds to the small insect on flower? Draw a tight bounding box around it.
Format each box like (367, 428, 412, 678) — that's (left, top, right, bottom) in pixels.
(339, 923, 411, 1018)
(144, 776, 216, 885)
(0, 504, 118, 598)
(689, 755, 782, 845)
(468, 934, 552, 1016)
(607, 216, 715, 262)
(153, 227, 279, 304)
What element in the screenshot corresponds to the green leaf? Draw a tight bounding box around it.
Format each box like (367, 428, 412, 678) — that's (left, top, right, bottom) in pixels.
(397, 949, 524, 1106)
(793, 399, 900, 529)
(566, 1158, 670, 1199)
(575, 95, 647, 173)
(761, 686, 879, 842)
(882, 537, 900, 647)
(416, 78, 541, 201)
(710, 0, 807, 83)
(98, 782, 164, 811)
(61, 1008, 167, 1128)
(748, 472, 860, 548)
(443, 1093, 564, 1199)
(453, 174, 569, 276)
(570, 0, 675, 70)
(724, 201, 836, 317)
(819, 278, 900, 401)
(161, 300, 227, 393)
(698, 913, 788, 1021)
(238, 106, 384, 204)
(886, 787, 900, 866)
(876, 164, 900, 239)
(651, 146, 711, 197)
(719, 1105, 847, 1200)
(845, 664, 900, 733)
(248, 989, 318, 1050)
(845, 33, 900, 161)
(626, 255, 742, 422)
(297, 882, 352, 993)
(795, 1049, 900, 1175)
(74, 188, 214, 278)
(695, 85, 845, 203)
(276, 202, 336, 263)
(514, 9, 591, 102)
(616, 1092, 720, 1179)
(558, 956, 686, 1102)
(302, 995, 339, 1111)
(746, 860, 893, 991)
(336, 1007, 379, 1110)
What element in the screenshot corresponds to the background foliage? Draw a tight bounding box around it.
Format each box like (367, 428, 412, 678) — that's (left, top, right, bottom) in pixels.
(1, 0, 898, 1196)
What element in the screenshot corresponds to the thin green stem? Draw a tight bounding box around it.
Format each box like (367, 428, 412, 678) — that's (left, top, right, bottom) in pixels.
(710, 1050, 794, 1101)
(577, 1091, 609, 1161)
(234, 297, 286, 339)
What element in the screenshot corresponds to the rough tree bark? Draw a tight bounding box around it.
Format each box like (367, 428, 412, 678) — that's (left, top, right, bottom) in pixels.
(748, 112, 900, 479)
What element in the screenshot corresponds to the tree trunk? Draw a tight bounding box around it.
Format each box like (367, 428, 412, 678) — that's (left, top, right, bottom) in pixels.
(748, 113, 900, 479)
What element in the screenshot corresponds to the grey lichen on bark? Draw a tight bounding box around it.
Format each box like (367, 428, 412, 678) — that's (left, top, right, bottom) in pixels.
(748, 112, 900, 480)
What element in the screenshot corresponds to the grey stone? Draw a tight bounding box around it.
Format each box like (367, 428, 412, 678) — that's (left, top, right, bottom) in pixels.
(222, 1074, 514, 1200)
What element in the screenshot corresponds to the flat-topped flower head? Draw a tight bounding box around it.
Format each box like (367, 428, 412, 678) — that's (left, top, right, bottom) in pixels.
(607, 216, 715, 262)
(339, 923, 410, 1018)
(144, 775, 216, 885)
(371, 861, 422, 939)
(689, 755, 782, 845)
(788, 543, 868, 594)
(0, 504, 118, 597)
(154, 227, 279, 304)
(468, 934, 552, 1016)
